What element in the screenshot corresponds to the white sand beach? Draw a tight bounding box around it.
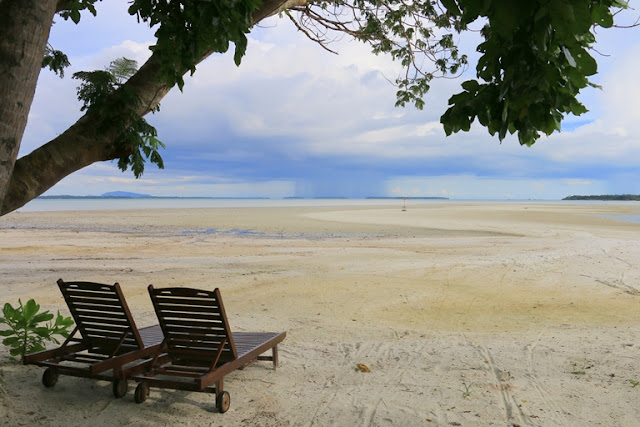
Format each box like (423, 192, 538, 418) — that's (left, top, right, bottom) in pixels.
(1, 202, 639, 426)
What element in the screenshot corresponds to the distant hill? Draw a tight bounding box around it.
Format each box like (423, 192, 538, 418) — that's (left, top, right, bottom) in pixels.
(39, 191, 153, 199)
(100, 191, 152, 198)
(563, 194, 640, 201)
(37, 193, 270, 200)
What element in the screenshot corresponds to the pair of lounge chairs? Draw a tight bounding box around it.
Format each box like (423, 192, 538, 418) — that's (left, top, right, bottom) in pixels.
(23, 279, 286, 413)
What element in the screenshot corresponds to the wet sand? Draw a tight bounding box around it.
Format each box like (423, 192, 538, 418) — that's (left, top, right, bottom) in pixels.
(1, 202, 639, 426)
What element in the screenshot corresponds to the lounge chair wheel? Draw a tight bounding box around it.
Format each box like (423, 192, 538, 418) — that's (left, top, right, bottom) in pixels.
(42, 367, 59, 388)
(216, 391, 230, 413)
(134, 382, 149, 404)
(112, 379, 128, 398)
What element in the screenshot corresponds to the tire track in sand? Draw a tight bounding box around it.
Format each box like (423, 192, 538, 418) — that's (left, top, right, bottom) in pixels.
(470, 340, 532, 426)
(524, 332, 569, 427)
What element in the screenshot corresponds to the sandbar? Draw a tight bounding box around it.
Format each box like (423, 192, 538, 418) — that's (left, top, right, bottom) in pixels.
(1, 202, 639, 426)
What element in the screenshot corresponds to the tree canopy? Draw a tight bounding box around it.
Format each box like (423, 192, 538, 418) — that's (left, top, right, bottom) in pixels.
(0, 0, 631, 216)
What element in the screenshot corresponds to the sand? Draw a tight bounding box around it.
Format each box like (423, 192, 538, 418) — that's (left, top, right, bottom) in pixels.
(0, 202, 639, 426)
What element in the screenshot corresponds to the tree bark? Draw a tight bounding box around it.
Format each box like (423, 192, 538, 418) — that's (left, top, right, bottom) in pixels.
(0, 0, 58, 214)
(0, 0, 305, 216)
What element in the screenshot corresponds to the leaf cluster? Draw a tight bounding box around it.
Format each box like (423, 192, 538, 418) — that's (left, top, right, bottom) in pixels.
(42, 44, 70, 78)
(72, 58, 165, 177)
(288, 1, 469, 111)
(42, 2, 101, 79)
(58, 0, 100, 24)
(439, 0, 627, 146)
(0, 299, 74, 361)
(128, 0, 262, 90)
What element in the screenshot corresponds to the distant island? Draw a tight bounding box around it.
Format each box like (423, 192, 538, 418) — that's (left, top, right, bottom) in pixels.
(39, 192, 151, 199)
(563, 194, 640, 201)
(366, 196, 448, 200)
(101, 191, 152, 198)
(38, 192, 270, 200)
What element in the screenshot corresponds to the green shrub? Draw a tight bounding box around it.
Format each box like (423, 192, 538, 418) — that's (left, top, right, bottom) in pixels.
(0, 299, 74, 361)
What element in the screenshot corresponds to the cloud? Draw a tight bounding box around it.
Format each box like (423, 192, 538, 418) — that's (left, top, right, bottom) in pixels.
(21, 3, 640, 198)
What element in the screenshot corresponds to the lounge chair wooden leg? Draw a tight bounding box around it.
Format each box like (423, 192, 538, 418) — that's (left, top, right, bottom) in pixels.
(272, 346, 279, 370)
(215, 379, 230, 412)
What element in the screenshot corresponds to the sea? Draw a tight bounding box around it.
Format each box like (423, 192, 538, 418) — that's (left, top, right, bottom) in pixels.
(19, 198, 448, 212)
(15, 197, 640, 225)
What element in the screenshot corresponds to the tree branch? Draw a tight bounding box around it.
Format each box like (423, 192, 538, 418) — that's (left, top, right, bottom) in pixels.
(2, 0, 300, 215)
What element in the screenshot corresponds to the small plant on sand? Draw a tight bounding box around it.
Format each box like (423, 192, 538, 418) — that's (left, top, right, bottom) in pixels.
(461, 381, 473, 398)
(0, 299, 74, 361)
(570, 360, 593, 376)
(630, 379, 639, 388)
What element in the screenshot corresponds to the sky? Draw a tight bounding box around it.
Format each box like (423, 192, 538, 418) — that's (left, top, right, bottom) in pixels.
(20, 1, 640, 200)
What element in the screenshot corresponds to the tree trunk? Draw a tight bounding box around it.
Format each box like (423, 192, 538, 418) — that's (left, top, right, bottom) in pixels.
(0, 0, 58, 214)
(0, 0, 305, 216)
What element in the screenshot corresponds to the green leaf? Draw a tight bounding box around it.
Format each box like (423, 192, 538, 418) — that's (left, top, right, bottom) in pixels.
(0, 330, 15, 337)
(233, 35, 248, 66)
(3, 303, 15, 319)
(574, 49, 597, 76)
(2, 336, 19, 346)
(107, 57, 139, 84)
(33, 327, 52, 338)
(591, 4, 614, 28)
(440, 0, 461, 16)
(22, 300, 39, 321)
(460, 80, 479, 92)
(70, 8, 81, 24)
(33, 312, 54, 323)
(562, 47, 576, 67)
(29, 343, 46, 353)
(570, 102, 588, 116)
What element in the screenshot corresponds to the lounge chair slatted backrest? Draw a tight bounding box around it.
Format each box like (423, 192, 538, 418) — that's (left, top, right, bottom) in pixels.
(57, 279, 144, 356)
(147, 286, 238, 366)
(24, 279, 164, 399)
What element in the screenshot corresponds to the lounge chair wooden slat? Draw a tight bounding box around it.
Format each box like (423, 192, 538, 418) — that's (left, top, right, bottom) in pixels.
(154, 304, 222, 314)
(163, 321, 224, 330)
(65, 354, 109, 363)
(154, 296, 220, 306)
(62, 289, 122, 299)
(166, 334, 228, 345)
(159, 365, 208, 373)
(152, 287, 212, 297)
(131, 285, 285, 411)
(63, 297, 125, 308)
(77, 318, 131, 328)
(71, 303, 130, 313)
(84, 322, 135, 339)
(166, 347, 234, 357)
(75, 308, 129, 317)
(160, 311, 223, 321)
(167, 339, 234, 350)
(62, 281, 116, 292)
(162, 318, 224, 328)
(83, 329, 135, 340)
(81, 319, 132, 329)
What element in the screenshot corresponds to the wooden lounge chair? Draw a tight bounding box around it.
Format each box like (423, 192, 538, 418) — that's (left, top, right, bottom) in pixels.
(23, 279, 164, 398)
(130, 285, 286, 412)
